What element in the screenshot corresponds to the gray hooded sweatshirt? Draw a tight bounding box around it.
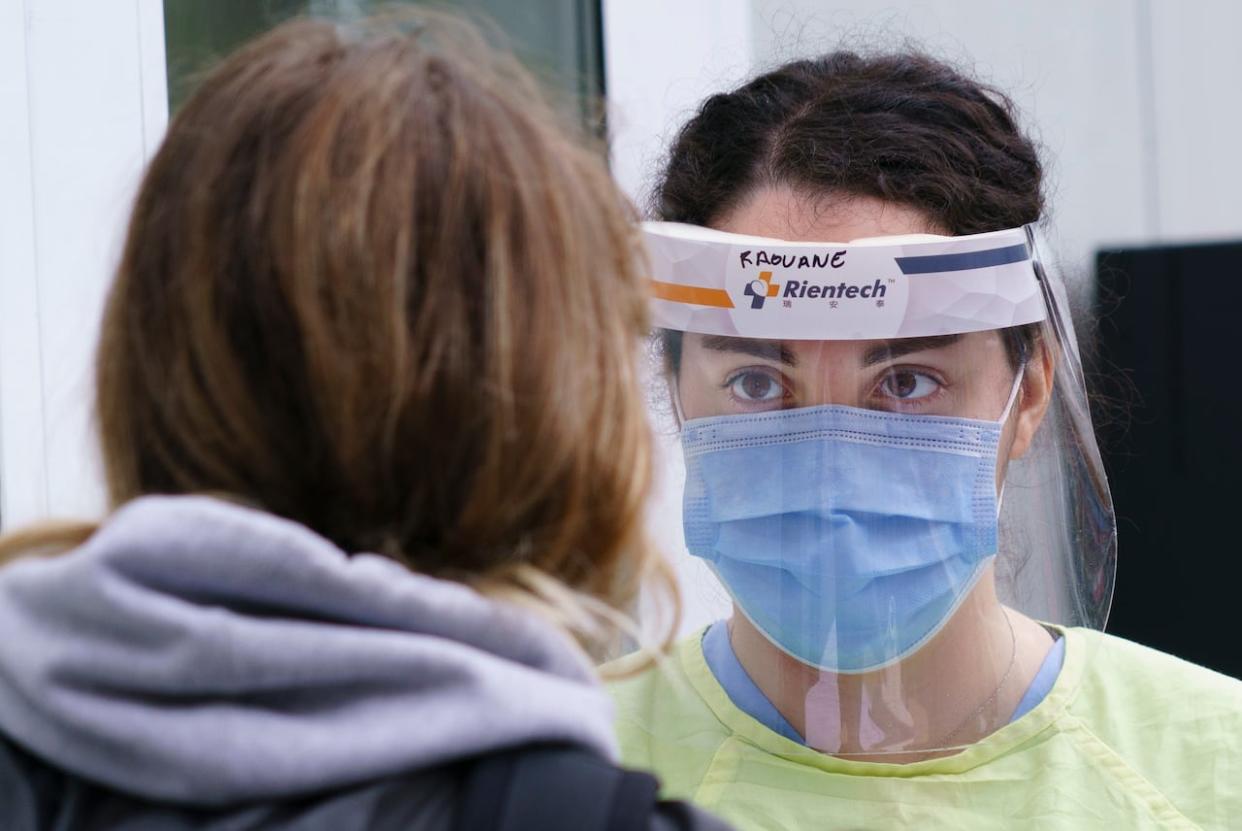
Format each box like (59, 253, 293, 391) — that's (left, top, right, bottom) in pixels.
(0, 496, 726, 830)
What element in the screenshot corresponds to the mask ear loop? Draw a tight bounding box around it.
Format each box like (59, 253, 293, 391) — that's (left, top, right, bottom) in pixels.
(996, 362, 1027, 517)
(999, 362, 1026, 425)
(669, 374, 687, 429)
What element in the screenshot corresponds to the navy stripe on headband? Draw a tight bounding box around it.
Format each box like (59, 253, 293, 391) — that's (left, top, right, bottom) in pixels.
(895, 243, 1030, 275)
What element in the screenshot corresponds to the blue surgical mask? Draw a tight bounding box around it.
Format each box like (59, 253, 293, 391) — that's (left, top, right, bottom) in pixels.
(680, 376, 1021, 673)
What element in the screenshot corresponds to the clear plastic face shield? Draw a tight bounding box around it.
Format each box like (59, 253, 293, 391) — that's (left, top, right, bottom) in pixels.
(645, 221, 1116, 758)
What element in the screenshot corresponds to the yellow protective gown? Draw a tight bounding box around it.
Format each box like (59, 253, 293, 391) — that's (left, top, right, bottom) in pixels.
(607, 626, 1242, 830)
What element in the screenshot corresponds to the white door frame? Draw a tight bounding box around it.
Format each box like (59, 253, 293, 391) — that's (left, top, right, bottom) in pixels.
(0, 0, 168, 529)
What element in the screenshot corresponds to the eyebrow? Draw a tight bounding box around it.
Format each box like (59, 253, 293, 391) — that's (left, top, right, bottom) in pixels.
(700, 335, 798, 366)
(862, 334, 964, 367)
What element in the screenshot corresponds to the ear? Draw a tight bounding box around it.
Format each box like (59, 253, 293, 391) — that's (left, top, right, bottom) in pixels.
(1008, 337, 1056, 460)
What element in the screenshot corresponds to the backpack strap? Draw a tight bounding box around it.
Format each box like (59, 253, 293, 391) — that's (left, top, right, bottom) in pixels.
(454, 744, 660, 831)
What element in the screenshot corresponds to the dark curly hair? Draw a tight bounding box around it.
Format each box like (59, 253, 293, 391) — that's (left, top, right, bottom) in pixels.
(657, 51, 1043, 233)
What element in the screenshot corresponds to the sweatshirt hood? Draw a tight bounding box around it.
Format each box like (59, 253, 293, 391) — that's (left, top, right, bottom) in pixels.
(0, 495, 618, 806)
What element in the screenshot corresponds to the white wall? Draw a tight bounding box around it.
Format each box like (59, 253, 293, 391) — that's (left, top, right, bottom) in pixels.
(603, 0, 756, 634)
(0, 0, 168, 529)
(1146, 1, 1242, 241)
(603, 0, 755, 211)
(749, 0, 1242, 277)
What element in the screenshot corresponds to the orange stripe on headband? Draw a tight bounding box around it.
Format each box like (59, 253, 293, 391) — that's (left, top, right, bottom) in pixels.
(651, 280, 735, 309)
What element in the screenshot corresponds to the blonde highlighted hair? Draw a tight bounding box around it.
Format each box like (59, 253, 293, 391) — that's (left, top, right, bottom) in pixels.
(1, 12, 677, 657)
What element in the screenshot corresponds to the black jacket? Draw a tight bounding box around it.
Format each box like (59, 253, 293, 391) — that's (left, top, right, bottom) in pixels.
(1, 737, 731, 831)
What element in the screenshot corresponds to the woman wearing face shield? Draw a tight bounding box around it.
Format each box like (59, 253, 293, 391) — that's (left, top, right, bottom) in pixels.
(608, 51, 1242, 829)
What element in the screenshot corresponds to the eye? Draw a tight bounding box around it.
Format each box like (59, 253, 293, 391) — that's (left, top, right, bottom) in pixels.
(727, 370, 785, 403)
(879, 369, 940, 401)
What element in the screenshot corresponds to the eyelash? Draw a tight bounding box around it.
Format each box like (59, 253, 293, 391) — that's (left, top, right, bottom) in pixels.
(722, 367, 789, 408)
(871, 367, 948, 410)
(720, 365, 949, 410)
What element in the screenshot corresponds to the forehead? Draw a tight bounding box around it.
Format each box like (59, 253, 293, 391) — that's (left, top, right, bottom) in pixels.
(715, 188, 946, 241)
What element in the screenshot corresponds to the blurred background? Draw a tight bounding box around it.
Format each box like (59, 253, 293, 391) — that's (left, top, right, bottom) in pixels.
(2, 1, 1239, 675)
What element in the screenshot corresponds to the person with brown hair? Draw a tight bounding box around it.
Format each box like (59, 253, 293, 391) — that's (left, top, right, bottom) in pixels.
(608, 51, 1242, 829)
(0, 13, 729, 831)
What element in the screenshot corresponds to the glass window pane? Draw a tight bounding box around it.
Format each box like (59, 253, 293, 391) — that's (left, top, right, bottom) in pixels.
(163, 0, 603, 126)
